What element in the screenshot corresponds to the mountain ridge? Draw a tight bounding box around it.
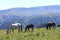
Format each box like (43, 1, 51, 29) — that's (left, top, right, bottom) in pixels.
(0, 5, 60, 29)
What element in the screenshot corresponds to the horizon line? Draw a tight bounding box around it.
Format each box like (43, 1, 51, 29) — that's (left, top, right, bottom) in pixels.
(0, 5, 60, 10)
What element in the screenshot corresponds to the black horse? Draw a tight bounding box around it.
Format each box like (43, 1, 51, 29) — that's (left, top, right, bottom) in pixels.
(46, 22, 56, 30)
(6, 23, 22, 34)
(58, 25, 60, 27)
(25, 24, 34, 32)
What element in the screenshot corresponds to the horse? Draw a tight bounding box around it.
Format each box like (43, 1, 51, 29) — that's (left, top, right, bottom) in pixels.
(46, 22, 56, 30)
(6, 23, 22, 34)
(25, 24, 34, 32)
(58, 25, 60, 27)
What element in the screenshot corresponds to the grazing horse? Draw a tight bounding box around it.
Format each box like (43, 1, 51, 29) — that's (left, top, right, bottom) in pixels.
(46, 22, 56, 30)
(25, 24, 34, 32)
(7, 23, 22, 34)
(58, 25, 60, 27)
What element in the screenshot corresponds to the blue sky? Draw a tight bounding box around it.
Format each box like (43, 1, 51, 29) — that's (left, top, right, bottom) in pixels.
(0, 0, 60, 10)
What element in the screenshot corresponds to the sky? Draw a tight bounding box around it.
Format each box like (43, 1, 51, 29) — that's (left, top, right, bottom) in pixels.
(0, 0, 60, 10)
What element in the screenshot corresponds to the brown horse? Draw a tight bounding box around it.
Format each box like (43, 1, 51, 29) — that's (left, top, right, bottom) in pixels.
(46, 22, 56, 30)
(25, 24, 34, 32)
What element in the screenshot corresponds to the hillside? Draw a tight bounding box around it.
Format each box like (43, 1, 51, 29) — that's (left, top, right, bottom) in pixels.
(0, 28, 60, 40)
(0, 5, 60, 29)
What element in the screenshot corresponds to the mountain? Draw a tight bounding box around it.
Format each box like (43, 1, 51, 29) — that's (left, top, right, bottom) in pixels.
(0, 5, 60, 29)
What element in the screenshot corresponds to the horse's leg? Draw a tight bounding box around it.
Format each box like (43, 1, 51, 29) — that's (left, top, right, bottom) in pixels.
(25, 27, 27, 32)
(28, 28, 29, 32)
(18, 27, 20, 32)
(7, 28, 11, 34)
(46, 26, 48, 30)
(18, 29, 19, 32)
(32, 27, 34, 32)
(49, 26, 51, 30)
(12, 28, 14, 34)
(53, 25, 56, 29)
(18, 25, 22, 32)
(21, 26, 23, 32)
(25, 28, 26, 32)
(6, 29, 9, 34)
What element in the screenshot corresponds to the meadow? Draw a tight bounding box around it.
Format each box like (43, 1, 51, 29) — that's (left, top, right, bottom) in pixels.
(0, 27, 60, 40)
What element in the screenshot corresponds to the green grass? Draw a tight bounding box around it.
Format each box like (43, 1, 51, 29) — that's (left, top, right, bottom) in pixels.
(0, 27, 60, 40)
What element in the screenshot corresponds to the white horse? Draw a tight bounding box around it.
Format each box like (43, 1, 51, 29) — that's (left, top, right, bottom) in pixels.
(7, 23, 22, 34)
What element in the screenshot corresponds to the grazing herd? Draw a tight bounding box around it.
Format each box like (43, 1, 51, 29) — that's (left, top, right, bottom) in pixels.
(6, 22, 56, 34)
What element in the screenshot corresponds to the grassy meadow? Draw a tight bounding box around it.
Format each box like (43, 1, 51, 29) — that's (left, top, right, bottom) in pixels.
(0, 27, 60, 40)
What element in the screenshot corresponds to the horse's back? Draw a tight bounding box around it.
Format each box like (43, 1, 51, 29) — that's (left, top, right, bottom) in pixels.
(26, 24, 34, 28)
